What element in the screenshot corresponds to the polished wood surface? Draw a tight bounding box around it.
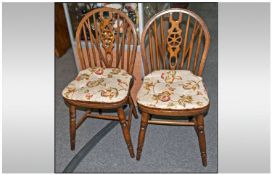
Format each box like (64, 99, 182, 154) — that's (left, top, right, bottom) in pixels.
(64, 7, 138, 158)
(137, 8, 211, 166)
(117, 107, 135, 158)
(136, 112, 149, 160)
(69, 105, 76, 150)
(195, 114, 207, 166)
(74, 5, 140, 105)
(75, 7, 138, 75)
(140, 8, 210, 76)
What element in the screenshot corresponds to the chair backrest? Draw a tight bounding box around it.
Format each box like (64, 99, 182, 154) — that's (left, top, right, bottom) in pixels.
(141, 8, 210, 76)
(75, 7, 138, 74)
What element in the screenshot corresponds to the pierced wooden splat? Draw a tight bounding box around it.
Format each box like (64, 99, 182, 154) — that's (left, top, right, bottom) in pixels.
(167, 13, 183, 69)
(75, 7, 138, 74)
(141, 8, 210, 76)
(99, 11, 115, 67)
(99, 12, 115, 53)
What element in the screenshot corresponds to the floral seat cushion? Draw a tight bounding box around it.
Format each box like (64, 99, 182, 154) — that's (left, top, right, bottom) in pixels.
(62, 67, 132, 103)
(137, 70, 209, 110)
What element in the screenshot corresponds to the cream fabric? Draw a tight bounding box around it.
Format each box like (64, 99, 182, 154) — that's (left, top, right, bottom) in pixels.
(137, 70, 209, 110)
(62, 67, 132, 103)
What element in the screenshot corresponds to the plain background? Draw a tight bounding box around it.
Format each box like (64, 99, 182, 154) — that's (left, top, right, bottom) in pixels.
(218, 3, 270, 172)
(2, 2, 270, 173)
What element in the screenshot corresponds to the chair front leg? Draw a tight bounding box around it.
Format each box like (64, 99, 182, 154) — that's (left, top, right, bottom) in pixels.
(69, 105, 76, 150)
(117, 107, 135, 158)
(127, 104, 133, 131)
(192, 117, 199, 137)
(196, 114, 207, 166)
(136, 112, 149, 160)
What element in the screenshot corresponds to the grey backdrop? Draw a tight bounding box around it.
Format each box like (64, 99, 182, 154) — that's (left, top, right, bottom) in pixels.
(218, 3, 270, 173)
(2, 3, 54, 172)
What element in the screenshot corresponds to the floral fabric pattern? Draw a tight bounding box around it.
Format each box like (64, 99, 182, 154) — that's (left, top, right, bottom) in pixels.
(62, 67, 132, 103)
(137, 70, 209, 110)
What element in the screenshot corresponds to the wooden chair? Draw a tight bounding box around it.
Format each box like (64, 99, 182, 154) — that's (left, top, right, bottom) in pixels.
(62, 7, 138, 158)
(136, 8, 211, 166)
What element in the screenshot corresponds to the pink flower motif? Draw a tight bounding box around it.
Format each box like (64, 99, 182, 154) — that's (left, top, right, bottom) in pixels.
(85, 93, 93, 100)
(157, 91, 172, 102)
(161, 73, 165, 79)
(160, 95, 170, 102)
(75, 74, 89, 81)
(95, 68, 104, 75)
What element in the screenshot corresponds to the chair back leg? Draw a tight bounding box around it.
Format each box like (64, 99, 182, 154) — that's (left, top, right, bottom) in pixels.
(196, 114, 207, 166)
(69, 105, 76, 150)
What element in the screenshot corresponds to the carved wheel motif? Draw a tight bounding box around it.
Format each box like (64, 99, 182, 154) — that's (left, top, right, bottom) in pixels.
(99, 12, 115, 54)
(167, 14, 183, 68)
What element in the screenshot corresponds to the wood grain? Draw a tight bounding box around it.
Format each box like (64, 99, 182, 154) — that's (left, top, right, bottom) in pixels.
(137, 8, 211, 166)
(141, 8, 210, 76)
(64, 7, 138, 158)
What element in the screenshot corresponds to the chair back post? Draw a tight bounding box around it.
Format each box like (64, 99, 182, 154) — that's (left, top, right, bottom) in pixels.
(141, 8, 210, 77)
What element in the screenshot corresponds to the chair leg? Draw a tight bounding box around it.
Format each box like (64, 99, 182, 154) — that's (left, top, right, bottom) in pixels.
(192, 117, 199, 137)
(117, 107, 135, 158)
(196, 114, 207, 166)
(69, 105, 76, 150)
(136, 112, 149, 160)
(129, 95, 138, 119)
(127, 105, 132, 131)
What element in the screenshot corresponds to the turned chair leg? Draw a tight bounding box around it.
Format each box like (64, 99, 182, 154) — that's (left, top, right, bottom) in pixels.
(196, 114, 207, 166)
(69, 105, 76, 150)
(127, 97, 134, 131)
(136, 112, 149, 160)
(117, 107, 135, 158)
(192, 117, 199, 137)
(129, 95, 138, 119)
(127, 105, 132, 131)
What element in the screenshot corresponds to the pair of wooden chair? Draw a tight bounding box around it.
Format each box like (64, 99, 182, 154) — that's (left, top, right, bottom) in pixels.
(62, 7, 210, 166)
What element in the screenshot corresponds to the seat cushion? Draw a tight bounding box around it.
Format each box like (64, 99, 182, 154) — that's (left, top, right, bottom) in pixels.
(62, 67, 132, 103)
(137, 70, 209, 110)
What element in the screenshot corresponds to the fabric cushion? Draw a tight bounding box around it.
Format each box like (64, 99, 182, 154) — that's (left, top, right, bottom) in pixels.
(137, 70, 209, 110)
(62, 67, 132, 103)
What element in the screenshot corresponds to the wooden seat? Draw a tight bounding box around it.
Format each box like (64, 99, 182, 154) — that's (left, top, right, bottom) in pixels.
(136, 8, 211, 166)
(62, 7, 138, 158)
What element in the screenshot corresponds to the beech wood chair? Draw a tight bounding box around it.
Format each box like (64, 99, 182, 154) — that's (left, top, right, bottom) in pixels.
(136, 8, 211, 166)
(62, 7, 138, 158)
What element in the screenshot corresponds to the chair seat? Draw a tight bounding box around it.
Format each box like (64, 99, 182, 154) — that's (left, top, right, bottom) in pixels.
(137, 70, 209, 110)
(62, 67, 132, 103)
